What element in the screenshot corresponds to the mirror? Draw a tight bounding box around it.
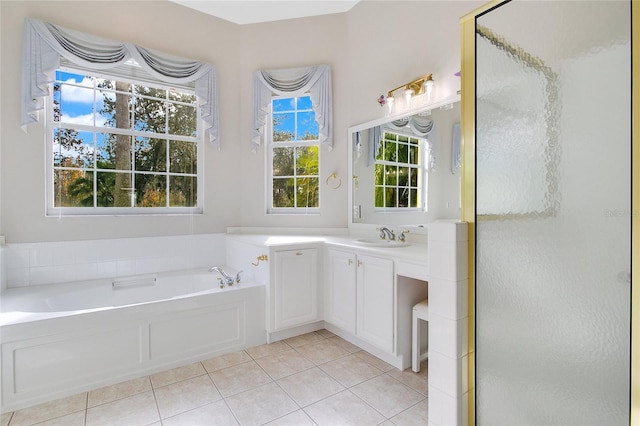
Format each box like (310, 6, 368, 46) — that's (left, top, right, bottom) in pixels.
(348, 95, 461, 228)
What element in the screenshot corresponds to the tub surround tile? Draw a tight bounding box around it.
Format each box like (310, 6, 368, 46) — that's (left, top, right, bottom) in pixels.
(350, 375, 425, 418)
(276, 367, 345, 407)
(85, 390, 159, 426)
(225, 382, 298, 426)
(202, 350, 252, 373)
(9, 392, 87, 426)
(161, 400, 238, 426)
(319, 353, 384, 388)
(153, 375, 221, 419)
(150, 362, 206, 388)
(254, 349, 315, 380)
(88, 376, 152, 408)
(209, 360, 273, 397)
(304, 390, 386, 426)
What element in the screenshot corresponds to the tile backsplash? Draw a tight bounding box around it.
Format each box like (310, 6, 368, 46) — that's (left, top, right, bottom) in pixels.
(3, 234, 226, 288)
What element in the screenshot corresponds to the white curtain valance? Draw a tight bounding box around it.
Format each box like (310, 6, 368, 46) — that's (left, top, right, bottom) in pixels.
(252, 64, 332, 153)
(22, 18, 219, 146)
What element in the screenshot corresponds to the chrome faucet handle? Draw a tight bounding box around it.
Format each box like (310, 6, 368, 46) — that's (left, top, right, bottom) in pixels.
(376, 227, 387, 239)
(217, 278, 225, 289)
(235, 270, 243, 283)
(399, 229, 410, 242)
(388, 229, 396, 240)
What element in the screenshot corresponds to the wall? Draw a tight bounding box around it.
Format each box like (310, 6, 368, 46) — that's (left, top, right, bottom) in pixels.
(0, 0, 482, 244)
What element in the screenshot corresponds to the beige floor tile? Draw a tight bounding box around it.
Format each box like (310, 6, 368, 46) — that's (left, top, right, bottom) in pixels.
(88, 376, 151, 407)
(283, 331, 325, 348)
(1, 412, 12, 426)
(264, 409, 315, 426)
(276, 367, 345, 407)
(150, 362, 206, 388)
(327, 336, 360, 353)
(245, 340, 291, 359)
(33, 410, 85, 426)
(202, 350, 253, 372)
(353, 350, 396, 372)
(293, 339, 349, 365)
(154, 375, 222, 419)
(209, 360, 273, 397)
(390, 399, 428, 426)
(319, 353, 384, 387)
(254, 349, 314, 380)
(85, 390, 159, 426)
(10, 392, 87, 426)
(351, 375, 425, 418)
(316, 329, 336, 339)
(386, 365, 428, 396)
(161, 400, 239, 426)
(225, 382, 298, 426)
(304, 390, 385, 426)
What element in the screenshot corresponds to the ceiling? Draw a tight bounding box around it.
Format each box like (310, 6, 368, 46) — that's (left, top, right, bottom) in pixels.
(169, 0, 360, 25)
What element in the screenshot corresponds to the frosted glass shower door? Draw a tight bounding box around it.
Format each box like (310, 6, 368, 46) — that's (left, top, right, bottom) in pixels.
(475, 1, 631, 424)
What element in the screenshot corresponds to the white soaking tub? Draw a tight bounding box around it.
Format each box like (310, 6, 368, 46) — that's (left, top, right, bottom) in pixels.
(0, 268, 266, 411)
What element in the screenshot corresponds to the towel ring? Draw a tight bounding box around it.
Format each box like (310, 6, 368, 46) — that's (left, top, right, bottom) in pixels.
(326, 172, 342, 189)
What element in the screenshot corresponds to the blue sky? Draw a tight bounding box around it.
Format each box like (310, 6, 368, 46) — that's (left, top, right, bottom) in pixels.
(272, 95, 319, 140)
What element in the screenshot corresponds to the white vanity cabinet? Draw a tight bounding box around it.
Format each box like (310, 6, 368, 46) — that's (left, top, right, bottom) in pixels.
(326, 249, 357, 333)
(326, 248, 394, 353)
(271, 247, 319, 331)
(356, 253, 394, 353)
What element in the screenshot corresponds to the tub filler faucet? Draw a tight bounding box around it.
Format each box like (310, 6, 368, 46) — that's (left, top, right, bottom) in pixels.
(209, 266, 242, 288)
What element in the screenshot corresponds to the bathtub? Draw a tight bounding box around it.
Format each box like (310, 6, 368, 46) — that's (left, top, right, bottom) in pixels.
(0, 268, 266, 411)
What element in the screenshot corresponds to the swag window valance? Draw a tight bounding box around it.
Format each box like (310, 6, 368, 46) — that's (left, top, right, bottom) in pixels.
(22, 18, 219, 146)
(252, 64, 332, 153)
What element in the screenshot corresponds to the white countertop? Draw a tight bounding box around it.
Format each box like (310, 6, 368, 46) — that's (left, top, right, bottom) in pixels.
(226, 234, 428, 265)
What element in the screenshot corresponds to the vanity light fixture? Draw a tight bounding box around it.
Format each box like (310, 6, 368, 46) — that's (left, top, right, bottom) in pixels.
(382, 74, 434, 114)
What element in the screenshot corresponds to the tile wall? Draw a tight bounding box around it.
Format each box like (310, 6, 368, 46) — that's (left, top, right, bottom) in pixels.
(3, 234, 227, 289)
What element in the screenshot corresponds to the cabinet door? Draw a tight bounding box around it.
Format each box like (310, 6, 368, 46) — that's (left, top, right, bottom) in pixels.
(326, 249, 357, 333)
(274, 248, 318, 330)
(356, 254, 394, 352)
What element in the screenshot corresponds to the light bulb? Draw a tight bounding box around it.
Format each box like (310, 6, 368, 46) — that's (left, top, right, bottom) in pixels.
(404, 88, 413, 106)
(423, 78, 434, 100)
(386, 95, 394, 114)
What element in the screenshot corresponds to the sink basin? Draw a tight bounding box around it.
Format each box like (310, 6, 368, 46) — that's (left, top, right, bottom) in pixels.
(355, 238, 410, 248)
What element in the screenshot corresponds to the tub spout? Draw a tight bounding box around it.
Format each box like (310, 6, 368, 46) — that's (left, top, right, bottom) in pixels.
(209, 266, 234, 286)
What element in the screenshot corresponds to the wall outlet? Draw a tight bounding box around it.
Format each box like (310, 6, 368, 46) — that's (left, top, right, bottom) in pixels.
(353, 205, 361, 219)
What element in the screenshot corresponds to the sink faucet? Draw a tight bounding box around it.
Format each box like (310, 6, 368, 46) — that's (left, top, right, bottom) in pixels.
(377, 227, 395, 240)
(209, 266, 235, 286)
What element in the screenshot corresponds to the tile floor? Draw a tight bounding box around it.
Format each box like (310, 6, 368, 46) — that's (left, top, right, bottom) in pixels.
(1, 330, 428, 426)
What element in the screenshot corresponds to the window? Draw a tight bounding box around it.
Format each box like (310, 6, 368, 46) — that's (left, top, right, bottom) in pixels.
(374, 131, 426, 209)
(267, 95, 320, 212)
(48, 68, 202, 215)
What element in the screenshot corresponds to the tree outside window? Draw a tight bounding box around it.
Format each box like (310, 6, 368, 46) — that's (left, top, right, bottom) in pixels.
(51, 70, 200, 214)
(269, 95, 320, 211)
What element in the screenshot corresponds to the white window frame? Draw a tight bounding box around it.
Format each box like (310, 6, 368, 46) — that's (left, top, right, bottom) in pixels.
(373, 130, 428, 212)
(266, 94, 321, 215)
(46, 65, 204, 216)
